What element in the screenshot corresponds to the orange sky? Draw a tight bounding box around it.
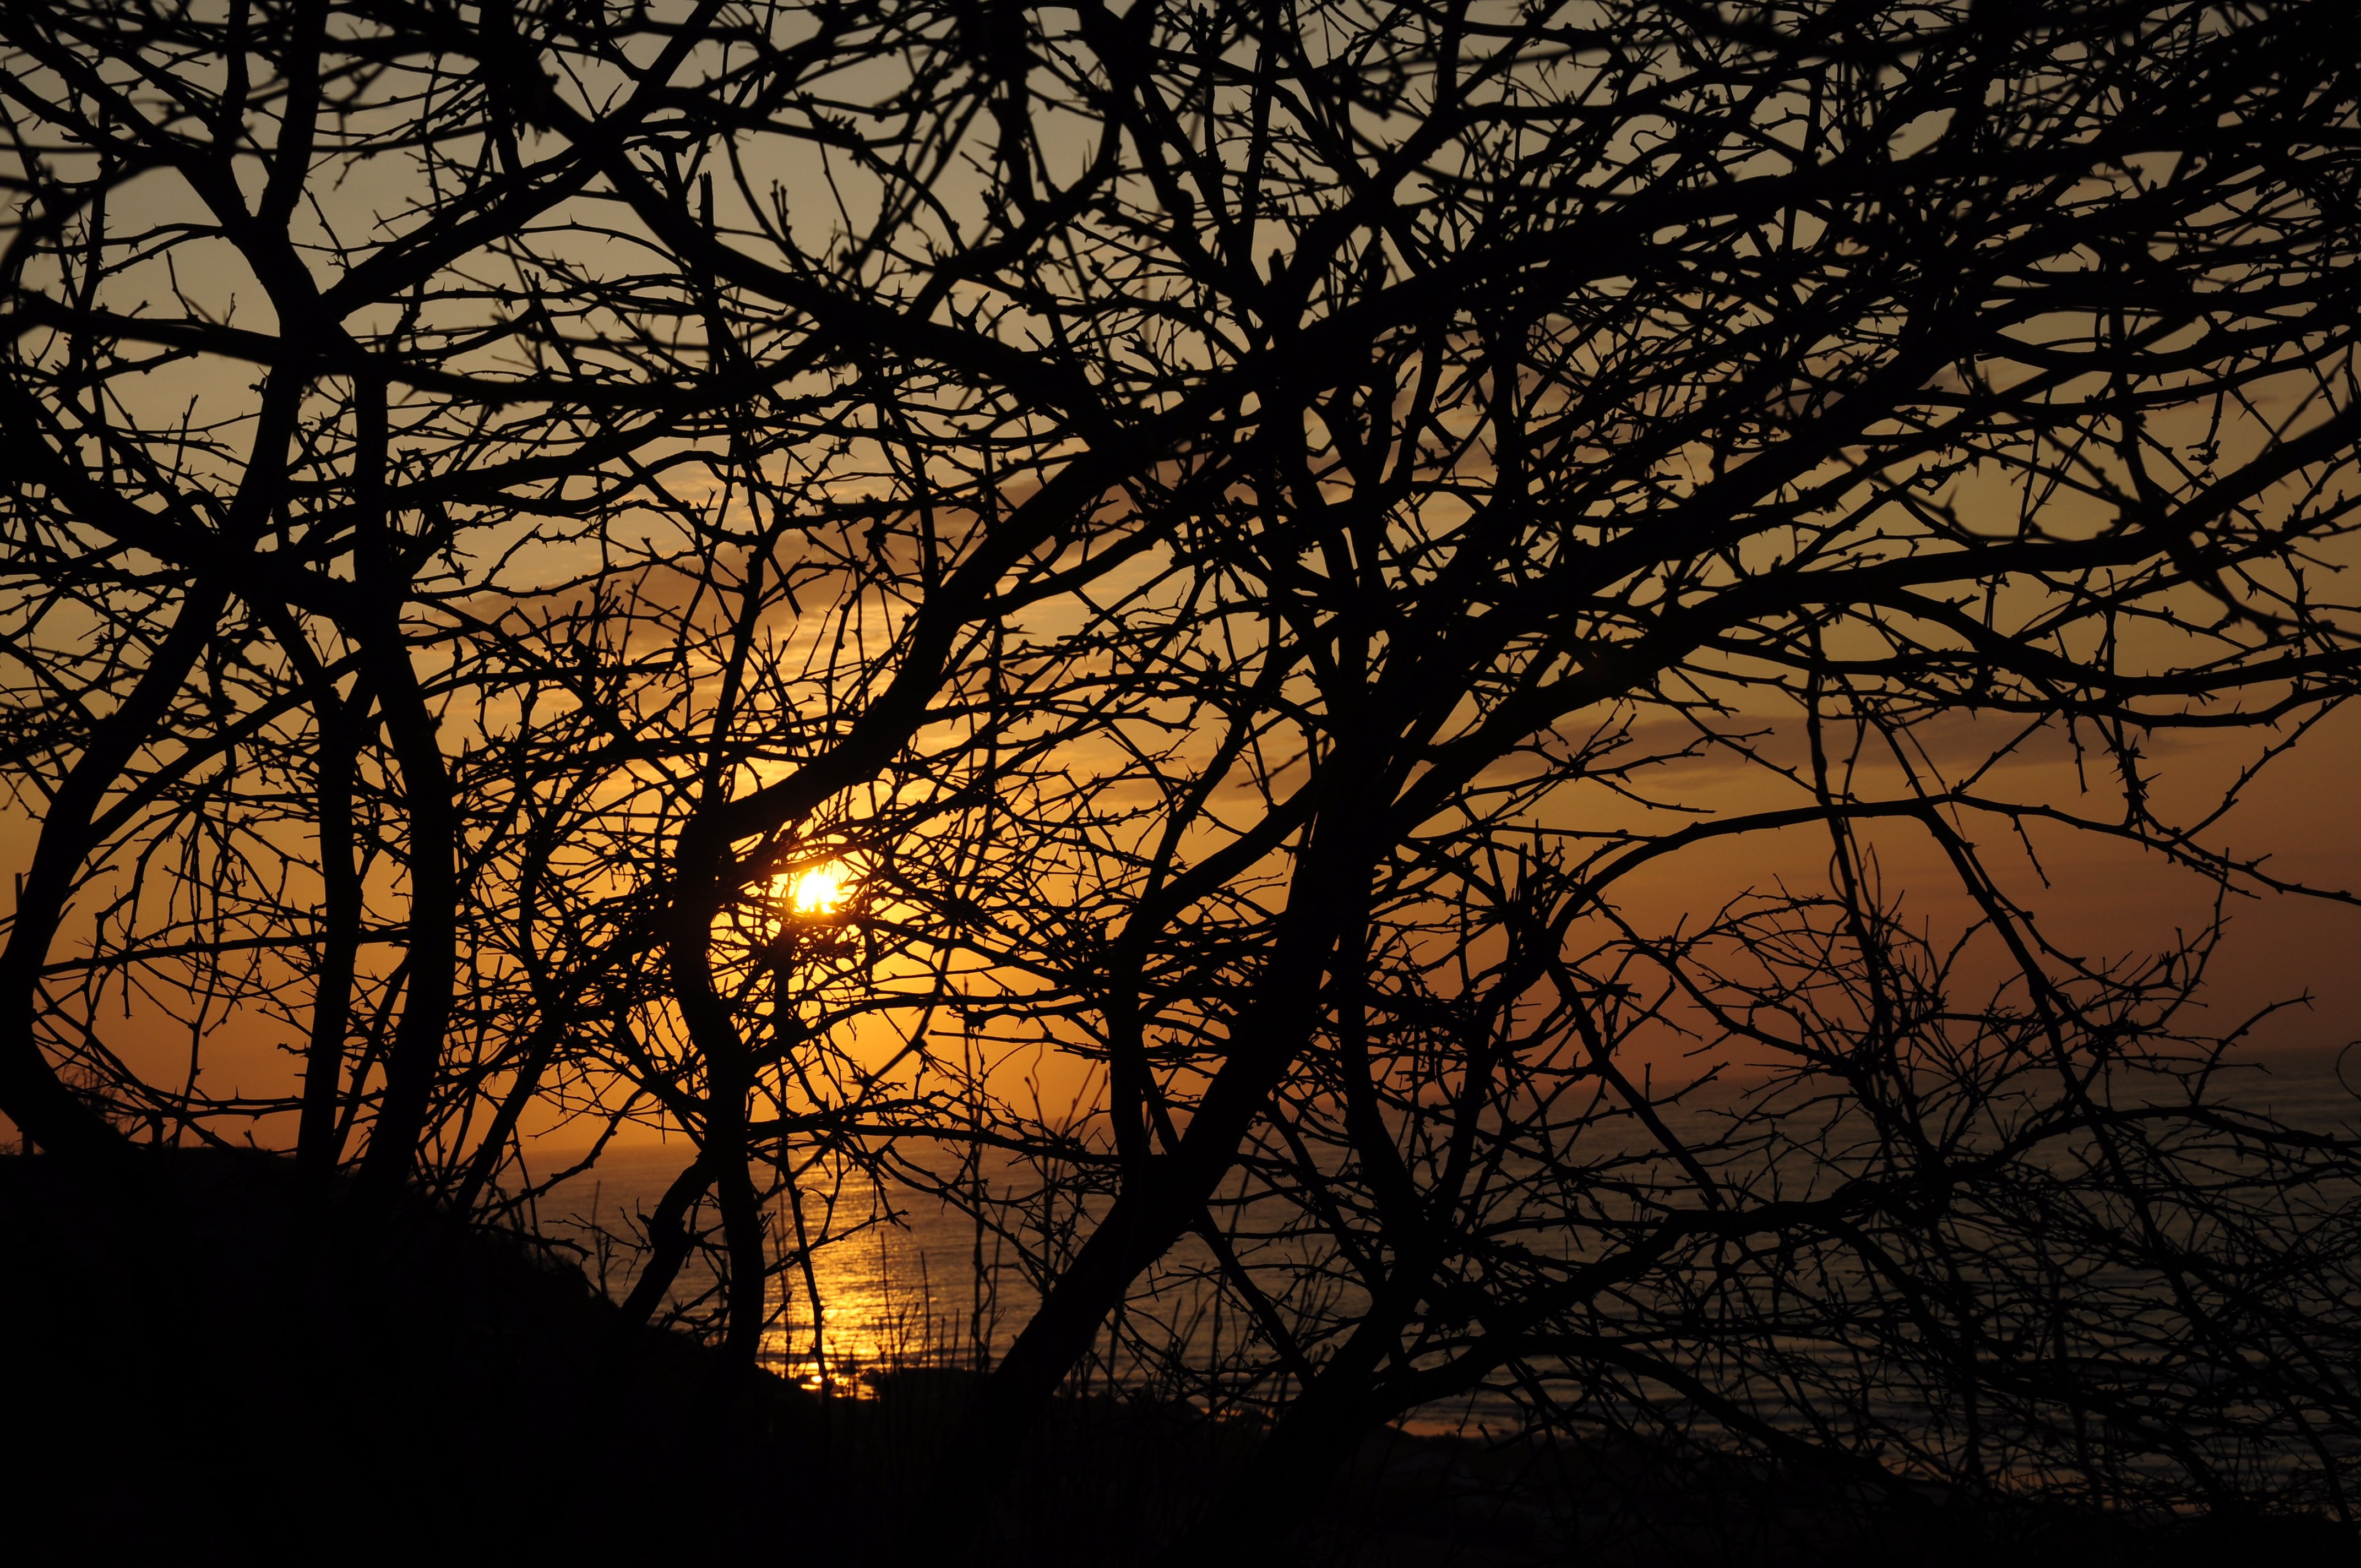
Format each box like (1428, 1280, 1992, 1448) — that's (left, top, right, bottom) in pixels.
(6, 686, 2352, 1160)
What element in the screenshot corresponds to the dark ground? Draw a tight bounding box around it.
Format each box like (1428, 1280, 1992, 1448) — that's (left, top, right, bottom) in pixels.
(2, 1148, 2353, 1566)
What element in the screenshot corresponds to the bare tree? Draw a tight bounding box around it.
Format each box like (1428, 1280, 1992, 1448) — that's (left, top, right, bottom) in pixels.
(5, 0, 2359, 1555)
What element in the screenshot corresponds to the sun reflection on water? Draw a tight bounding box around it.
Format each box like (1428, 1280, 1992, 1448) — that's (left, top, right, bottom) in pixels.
(759, 1184, 1022, 1395)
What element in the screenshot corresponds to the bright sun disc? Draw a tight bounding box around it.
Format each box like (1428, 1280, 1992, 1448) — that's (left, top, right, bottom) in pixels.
(787, 862, 850, 916)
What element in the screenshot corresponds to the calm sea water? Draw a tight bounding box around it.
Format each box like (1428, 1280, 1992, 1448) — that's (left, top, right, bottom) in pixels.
(527, 1047, 2359, 1444)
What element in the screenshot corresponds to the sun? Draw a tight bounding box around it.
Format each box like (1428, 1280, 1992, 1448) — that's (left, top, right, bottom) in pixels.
(786, 861, 851, 917)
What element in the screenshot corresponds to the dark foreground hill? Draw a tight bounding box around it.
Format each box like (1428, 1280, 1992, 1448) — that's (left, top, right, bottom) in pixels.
(2, 1149, 2352, 1566)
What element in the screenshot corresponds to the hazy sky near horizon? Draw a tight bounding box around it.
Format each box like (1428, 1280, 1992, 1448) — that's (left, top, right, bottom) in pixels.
(6, 686, 2354, 1155)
